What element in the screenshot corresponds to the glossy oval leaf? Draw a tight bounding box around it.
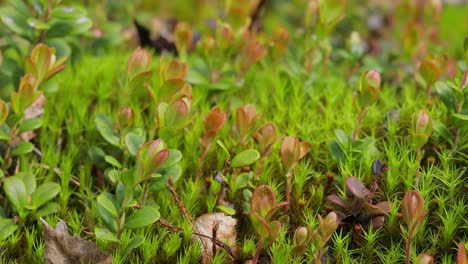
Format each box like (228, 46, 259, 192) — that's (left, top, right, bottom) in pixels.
(18, 117, 43, 133)
(94, 114, 120, 147)
(125, 132, 145, 157)
(124, 206, 160, 229)
(4, 177, 27, 213)
(231, 149, 260, 168)
(11, 141, 34, 156)
(31, 182, 60, 209)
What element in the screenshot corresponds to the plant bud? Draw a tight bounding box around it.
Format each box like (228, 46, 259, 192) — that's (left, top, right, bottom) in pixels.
(236, 104, 258, 140)
(281, 136, 310, 172)
(135, 139, 169, 177)
(203, 106, 227, 138)
(11, 74, 41, 114)
(174, 22, 193, 53)
(411, 110, 432, 149)
(293, 226, 311, 246)
(201, 35, 216, 56)
(254, 123, 279, 152)
(401, 190, 427, 235)
(165, 98, 190, 128)
(415, 253, 434, 264)
(26, 43, 66, 84)
(116, 107, 135, 129)
(126, 47, 152, 81)
(357, 70, 381, 109)
(163, 59, 188, 81)
(271, 26, 288, 58)
(420, 58, 441, 87)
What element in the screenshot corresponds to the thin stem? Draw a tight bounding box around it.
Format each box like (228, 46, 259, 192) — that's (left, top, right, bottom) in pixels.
(197, 142, 211, 180)
(425, 83, 432, 100)
(451, 128, 460, 154)
(406, 235, 413, 264)
(141, 180, 151, 204)
(415, 148, 421, 186)
(285, 171, 292, 211)
(158, 219, 235, 260)
(252, 238, 263, 264)
(167, 178, 193, 223)
(352, 107, 366, 141)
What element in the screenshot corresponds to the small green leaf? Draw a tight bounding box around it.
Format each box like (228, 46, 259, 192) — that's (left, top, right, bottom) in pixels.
(95, 114, 120, 147)
(18, 118, 43, 132)
(452, 113, 468, 121)
(88, 146, 107, 169)
(435, 82, 456, 111)
(104, 169, 120, 185)
(97, 193, 120, 218)
(217, 205, 236, 215)
(151, 165, 182, 192)
(34, 202, 60, 217)
(216, 140, 231, 159)
(27, 18, 50, 30)
(334, 129, 349, 148)
(11, 141, 34, 156)
(0, 218, 18, 240)
(104, 155, 122, 169)
(18, 172, 36, 195)
(95, 227, 120, 243)
(122, 235, 145, 256)
(50, 6, 87, 19)
(432, 120, 453, 145)
(97, 193, 120, 233)
(231, 149, 260, 168)
(4, 177, 27, 213)
(161, 149, 182, 169)
(31, 182, 60, 209)
(124, 206, 160, 229)
(328, 140, 345, 163)
(125, 133, 145, 157)
(0, 124, 10, 141)
(46, 16, 92, 38)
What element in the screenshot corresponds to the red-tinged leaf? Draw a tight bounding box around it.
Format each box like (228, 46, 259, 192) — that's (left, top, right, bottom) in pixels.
(366, 201, 391, 215)
(457, 242, 467, 264)
(251, 185, 277, 218)
(326, 194, 347, 208)
(345, 177, 372, 199)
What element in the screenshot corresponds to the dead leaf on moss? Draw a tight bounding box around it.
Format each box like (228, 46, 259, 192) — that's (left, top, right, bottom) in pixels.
(40, 218, 113, 264)
(194, 213, 237, 263)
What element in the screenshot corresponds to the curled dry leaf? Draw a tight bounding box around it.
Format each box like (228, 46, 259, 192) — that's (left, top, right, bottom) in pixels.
(40, 218, 113, 264)
(194, 213, 237, 264)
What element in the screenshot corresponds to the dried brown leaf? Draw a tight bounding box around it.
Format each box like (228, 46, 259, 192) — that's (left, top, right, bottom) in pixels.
(194, 213, 237, 264)
(40, 218, 113, 264)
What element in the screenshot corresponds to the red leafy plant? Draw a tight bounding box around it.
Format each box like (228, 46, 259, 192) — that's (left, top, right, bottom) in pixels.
(174, 21, 193, 57)
(198, 106, 227, 178)
(327, 177, 391, 231)
(311, 212, 340, 264)
(352, 69, 381, 140)
(410, 110, 432, 185)
(457, 242, 467, 264)
(292, 211, 339, 261)
(401, 190, 428, 264)
(126, 47, 152, 89)
(281, 136, 310, 210)
(254, 123, 280, 157)
(235, 104, 261, 144)
(154, 57, 193, 137)
(249, 185, 288, 264)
